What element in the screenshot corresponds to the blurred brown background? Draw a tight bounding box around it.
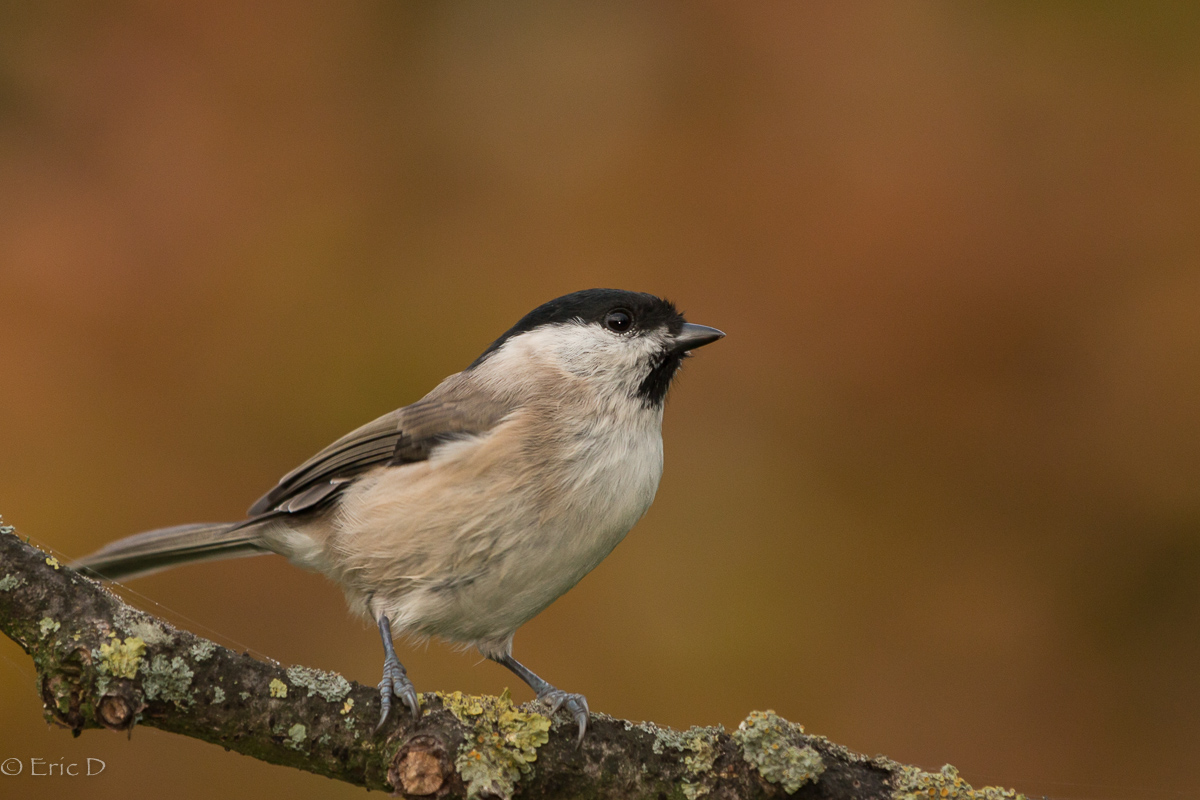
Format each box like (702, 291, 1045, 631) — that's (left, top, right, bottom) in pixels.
(2, 2, 1199, 798)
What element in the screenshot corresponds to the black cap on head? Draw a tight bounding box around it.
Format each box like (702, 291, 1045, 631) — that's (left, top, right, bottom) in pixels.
(468, 289, 685, 370)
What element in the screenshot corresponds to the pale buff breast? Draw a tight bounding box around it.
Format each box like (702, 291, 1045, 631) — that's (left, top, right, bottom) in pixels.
(316, 393, 664, 650)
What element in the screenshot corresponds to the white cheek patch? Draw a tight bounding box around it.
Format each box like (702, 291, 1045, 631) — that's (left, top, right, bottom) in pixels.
(488, 322, 667, 390)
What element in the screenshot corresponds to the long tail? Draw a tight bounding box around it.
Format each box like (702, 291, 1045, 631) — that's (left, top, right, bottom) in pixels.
(74, 520, 273, 581)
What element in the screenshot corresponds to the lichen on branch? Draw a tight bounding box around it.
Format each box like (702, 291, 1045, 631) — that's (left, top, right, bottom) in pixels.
(0, 521, 1026, 799)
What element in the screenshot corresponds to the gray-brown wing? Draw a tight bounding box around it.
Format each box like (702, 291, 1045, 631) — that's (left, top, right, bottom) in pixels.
(247, 395, 509, 517)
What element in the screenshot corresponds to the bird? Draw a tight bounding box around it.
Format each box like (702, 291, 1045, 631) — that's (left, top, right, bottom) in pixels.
(76, 288, 724, 742)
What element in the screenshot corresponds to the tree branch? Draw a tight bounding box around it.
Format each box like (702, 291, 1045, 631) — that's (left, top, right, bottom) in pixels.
(0, 523, 1026, 799)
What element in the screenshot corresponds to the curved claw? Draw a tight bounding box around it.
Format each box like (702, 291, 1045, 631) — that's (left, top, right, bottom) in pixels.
(376, 684, 392, 733)
(376, 658, 420, 733)
(539, 689, 589, 746)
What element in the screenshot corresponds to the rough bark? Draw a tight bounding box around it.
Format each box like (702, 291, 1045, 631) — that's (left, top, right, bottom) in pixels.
(0, 524, 1029, 800)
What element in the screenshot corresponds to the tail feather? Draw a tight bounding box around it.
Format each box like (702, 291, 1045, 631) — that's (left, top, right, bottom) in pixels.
(74, 521, 271, 581)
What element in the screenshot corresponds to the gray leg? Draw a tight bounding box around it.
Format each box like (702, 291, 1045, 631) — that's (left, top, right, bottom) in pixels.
(376, 615, 419, 731)
(491, 653, 589, 744)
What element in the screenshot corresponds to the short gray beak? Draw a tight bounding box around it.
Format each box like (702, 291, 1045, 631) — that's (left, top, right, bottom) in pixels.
(671, 323, 726, 354)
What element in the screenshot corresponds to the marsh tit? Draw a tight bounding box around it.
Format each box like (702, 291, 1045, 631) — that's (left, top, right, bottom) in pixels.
(77, 288, 724, 742)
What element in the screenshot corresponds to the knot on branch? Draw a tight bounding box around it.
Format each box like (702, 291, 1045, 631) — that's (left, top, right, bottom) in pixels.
(391, 734, 453, 796)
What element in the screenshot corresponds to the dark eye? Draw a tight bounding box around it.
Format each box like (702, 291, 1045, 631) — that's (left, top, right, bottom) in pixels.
(603, 309, 633, 333)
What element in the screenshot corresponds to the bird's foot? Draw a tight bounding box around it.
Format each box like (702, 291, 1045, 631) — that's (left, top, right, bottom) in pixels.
(536, 688, 589, 745)
(376, 654, 419, 732)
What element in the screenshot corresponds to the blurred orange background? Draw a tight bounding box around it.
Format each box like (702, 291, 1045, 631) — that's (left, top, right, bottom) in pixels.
(3, 3, 1199, 798)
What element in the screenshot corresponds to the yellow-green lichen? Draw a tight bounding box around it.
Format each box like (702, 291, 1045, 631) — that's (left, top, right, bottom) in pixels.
(0, 573, 24, 591)
(340, 698, 354, 715)
(285, 665, 351, 702)
(440, 690, 486, 722)
(286, 723, 307, 751)
(733, 710, 824, 793)
(440, 690, 551, 800)
(893, 763, 1025, 800)
(98, 636, 147, 680)
(141, 655, 195, 707)
(269, 678, 288, 698)
(650, 725, 721, 799)
(190, 640, 216, 662)
(45, 556, 60, 569)
(38, 617, 60, 639)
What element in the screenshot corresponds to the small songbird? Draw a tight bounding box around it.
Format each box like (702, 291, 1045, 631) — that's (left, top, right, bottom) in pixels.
(77, 289, 724, 742)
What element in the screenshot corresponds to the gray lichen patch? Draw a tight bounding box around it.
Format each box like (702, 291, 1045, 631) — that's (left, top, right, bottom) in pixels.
(0, 573, 24, 591)
(285, 665, 351, 702)
(437, 690, 551, 800)
(893, 763, 1026, 800)
(141, 655, 195, 707)
(734, 710, 824, 793)
(286, 723, 307, 751)
(113, 606, 175, 646)
(805, 732, 874, 766)
(212, 687, 226, 703)
(190, 640, 216, 662)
